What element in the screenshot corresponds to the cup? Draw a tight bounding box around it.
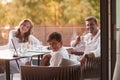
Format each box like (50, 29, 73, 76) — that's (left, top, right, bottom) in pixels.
(19, 43, 27, 53)
(80, 36, 84, 42)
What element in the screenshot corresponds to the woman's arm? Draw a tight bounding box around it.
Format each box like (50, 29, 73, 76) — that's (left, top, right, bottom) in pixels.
(29, 35, 42, 46)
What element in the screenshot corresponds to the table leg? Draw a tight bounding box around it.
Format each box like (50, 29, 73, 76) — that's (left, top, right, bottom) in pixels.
(5, 60, 10, 80)
(15, 59, 20, 69)
(38, 55, 40, 66)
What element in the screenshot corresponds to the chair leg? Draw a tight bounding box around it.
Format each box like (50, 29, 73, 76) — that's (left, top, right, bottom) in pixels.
(10, 74, 13, 80)
(0, 73, 6, 80)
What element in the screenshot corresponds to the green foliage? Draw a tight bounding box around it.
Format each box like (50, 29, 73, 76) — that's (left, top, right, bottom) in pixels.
(87, 0, 100, 23)
(0, 0, 100, 26)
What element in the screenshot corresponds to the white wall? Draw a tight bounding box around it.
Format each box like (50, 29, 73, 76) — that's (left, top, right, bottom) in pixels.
(116, 0, 120, 55)
(113, 0, 120, 79)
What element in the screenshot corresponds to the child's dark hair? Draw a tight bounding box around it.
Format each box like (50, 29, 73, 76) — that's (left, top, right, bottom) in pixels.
(47, 32, 62, 42)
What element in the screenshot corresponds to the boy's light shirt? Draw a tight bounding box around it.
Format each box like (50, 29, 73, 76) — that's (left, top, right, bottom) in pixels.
(49, 46, 69, 67)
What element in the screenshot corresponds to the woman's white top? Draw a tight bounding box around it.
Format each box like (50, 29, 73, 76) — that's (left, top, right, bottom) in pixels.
(7, 30, 41, 49)
(49, 46, 69, 67)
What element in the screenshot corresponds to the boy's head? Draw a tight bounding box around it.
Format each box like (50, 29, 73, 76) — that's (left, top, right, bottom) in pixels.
(47, 32, 62, 52)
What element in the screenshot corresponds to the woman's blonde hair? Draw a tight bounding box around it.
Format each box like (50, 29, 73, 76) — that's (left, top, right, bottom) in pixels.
(15, 19, 34, 42)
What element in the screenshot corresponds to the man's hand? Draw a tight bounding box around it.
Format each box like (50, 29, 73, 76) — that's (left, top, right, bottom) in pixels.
(76, 35, 81, 42)
(74, 35, 81, 47)
(80, 57, 87, 66)
(80, 53, 95, 66)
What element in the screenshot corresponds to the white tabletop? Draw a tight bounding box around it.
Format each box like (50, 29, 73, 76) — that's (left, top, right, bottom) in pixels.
(0, 46, 72, 60)
(0, 49, 51, 60)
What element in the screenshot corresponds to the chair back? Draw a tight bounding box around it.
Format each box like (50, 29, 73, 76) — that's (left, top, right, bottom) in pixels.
(81, 57, 101, 79)
(0, 60, 5, 73)
(21, 64, 81, 80)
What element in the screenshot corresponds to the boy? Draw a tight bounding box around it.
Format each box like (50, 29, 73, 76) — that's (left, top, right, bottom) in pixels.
(40, 32, 69, 66)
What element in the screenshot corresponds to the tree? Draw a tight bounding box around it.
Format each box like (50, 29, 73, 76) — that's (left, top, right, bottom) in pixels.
(0, 0, 100, 26)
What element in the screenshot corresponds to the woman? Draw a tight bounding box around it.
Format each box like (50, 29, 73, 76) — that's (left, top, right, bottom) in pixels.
(8, 19, 40, 49)
(8, 19, 41, 74)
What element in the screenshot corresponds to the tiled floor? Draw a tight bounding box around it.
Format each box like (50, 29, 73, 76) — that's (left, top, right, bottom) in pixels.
(13, 73, 20, 80)
(0, 73, 20, 80)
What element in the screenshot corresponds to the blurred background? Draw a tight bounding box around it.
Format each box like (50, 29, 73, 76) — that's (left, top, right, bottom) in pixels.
(0, 0, 100, 46)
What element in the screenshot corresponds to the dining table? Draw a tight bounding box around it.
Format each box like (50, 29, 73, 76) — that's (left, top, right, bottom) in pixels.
(0, 46, 51, 80)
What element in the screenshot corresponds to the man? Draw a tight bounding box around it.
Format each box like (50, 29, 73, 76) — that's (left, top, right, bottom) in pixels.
(40, 32, 69, 66)
(71, 16, 100, 65)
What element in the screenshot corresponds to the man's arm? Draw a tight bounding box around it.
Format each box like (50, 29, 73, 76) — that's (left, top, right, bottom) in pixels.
(40, 54, 51, 66)
(71, 35, 81, 47)
(86, 52, 95, 58)
(80, 53, 95, 66)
